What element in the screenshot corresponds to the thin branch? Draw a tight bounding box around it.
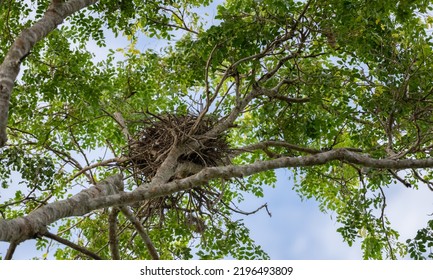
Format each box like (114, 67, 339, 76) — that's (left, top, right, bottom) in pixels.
(212, 82, 235, 115)
(189, 44, 221, 135)
(265, 91, 311, 104)
(57, 213, 93, 235)
(42, 231, 103, 260)
(113, 111, 132, 141)
(0, 185, 41, 209)
(19, 141, 91, 181)
(248, 141, 321, 154)
(378, 186, 396, 260)
(387, 169, 412, 188)
(119, 206, 159, 260)
(235, 140, 362, 156)
(151, 6, 199, 35)
(225, 202, 272, 217)
(69, 127, 95, 184)
(207, 83, 262, 137)
(69, 157, 128, 182)
(412, 169, 433, 191)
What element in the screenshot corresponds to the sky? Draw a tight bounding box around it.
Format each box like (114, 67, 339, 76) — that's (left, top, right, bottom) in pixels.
(236, 169, 433, 259)
(1, 0, 433, 260)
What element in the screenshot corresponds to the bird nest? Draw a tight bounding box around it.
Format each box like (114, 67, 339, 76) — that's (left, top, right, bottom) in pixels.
(125, 113, 231, 182)
(123, 113, 232, 233)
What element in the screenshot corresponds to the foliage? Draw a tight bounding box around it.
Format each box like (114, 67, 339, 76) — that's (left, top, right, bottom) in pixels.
(2, 0, 433, 260)
(407, 220, 433, 259)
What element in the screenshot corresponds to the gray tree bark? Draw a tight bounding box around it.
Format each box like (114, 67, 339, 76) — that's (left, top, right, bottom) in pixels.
(2, 148, 433, 244)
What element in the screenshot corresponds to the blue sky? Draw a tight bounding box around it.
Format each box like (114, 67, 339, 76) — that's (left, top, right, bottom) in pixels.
(236, 168, 433, 259)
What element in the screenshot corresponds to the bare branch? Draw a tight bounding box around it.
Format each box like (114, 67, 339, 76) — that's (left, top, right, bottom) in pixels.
(224, 202, 272, 217)
(235, 140, 362, 156)
(69, 127, 95, 183)
(377, 186, 396, 260)
(190, 44, 222, 135)
(387, 169, 412, 188)
(236, 140, 321, 155)
(70, 157, 128, 182)
(262, 87, 311, 104)
(42, 231, 103, 260)
(119, 206, 159, 260)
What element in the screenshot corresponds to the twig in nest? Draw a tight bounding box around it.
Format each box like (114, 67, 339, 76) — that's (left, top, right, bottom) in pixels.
(125, 113, 230, 181)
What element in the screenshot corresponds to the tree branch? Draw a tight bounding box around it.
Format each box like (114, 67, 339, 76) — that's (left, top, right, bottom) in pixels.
(235, 140, 322, 155)
(3, 149, 433, 244)
(0, 174, 123, 244)
(106, 179, 159, 260)
(225, 202, 272, 217)
(119, 206, 159, 260)
(0, 0, 99, 147)
(108, 208, 120, 260)
(70, 157, 128, 182)
(42, 231, 103, 260)
(262, 87, 311, 104)
(4, 241, 17, 260)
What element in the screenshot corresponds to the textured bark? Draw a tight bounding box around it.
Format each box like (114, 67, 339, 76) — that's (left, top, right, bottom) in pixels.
(2, 148, 433, 244)
(0, 0, 99, 147)
(0, 174, 122, 243)
(108, 208, 121, 260)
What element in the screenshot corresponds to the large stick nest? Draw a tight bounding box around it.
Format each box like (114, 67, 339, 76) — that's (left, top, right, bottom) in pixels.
(122, 113, 232, 233)
(125, 113, 231, 182)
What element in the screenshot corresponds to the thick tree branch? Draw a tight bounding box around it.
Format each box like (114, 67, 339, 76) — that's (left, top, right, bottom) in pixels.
(3, 149, 433, 245)
(108, 208, 120, 260)
(0, 0, 99, 147)
(0, 173, 123, 244)
(4, 241, 17, 260)
(107, 179, 159, 260)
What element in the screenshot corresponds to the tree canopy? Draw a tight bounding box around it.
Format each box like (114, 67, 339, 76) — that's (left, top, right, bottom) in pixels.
(1, 0, 433, 260)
